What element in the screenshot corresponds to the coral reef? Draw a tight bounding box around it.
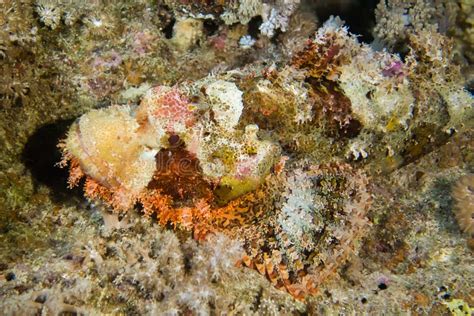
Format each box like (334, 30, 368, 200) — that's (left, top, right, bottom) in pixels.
(373, 0, 457, 49)
(0, 209, 304, 314)
(0, 0, 473, 314)
(58, 2, 474, 302)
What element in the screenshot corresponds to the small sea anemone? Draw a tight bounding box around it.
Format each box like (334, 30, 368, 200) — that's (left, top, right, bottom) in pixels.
(452, 174, 474, 236)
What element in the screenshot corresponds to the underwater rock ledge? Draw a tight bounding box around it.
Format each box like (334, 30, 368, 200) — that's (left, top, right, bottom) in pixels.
(0, 0, 473, 314)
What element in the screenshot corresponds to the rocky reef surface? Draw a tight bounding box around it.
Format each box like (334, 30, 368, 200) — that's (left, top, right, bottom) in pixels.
(0, 0, 473, 315)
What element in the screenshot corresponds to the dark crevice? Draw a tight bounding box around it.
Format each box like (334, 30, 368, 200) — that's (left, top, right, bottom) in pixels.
(22, 118, 84, 203)
(252, 286, 264, 311)
(248, 16, 263, 39)
(270, 29, 283, 44)
(312, 0, 378, 43)
(203, 19, 219, 36)
(393, 43, 410, 61)
(467, 83, 474, 96)
(162, 17, 176, 39)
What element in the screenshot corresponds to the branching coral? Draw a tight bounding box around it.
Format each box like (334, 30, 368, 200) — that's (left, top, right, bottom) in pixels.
(258, 0, 301, 37)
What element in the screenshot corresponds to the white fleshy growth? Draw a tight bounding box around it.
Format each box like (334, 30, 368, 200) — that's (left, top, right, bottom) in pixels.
(205, 80, 243, 129)
(338, 47, 414, 131)
(259, 1, 300, 37)
(66, 105, 157, 197)
(239, 35, 256, 49)
(36, 1, 61, 29)
(346, 141, 369, 160)
(278, 170, 324, 252)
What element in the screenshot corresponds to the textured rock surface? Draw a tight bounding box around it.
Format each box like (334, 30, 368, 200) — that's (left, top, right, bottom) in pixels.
(0, 0, 472, 314)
